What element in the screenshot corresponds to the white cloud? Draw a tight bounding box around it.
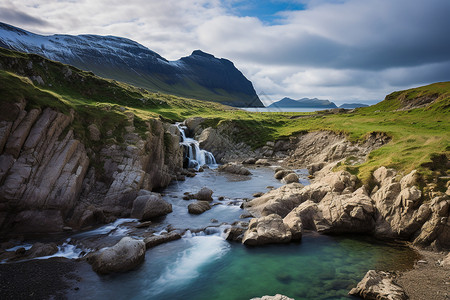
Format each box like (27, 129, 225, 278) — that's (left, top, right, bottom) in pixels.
(1, 0, 450, 105)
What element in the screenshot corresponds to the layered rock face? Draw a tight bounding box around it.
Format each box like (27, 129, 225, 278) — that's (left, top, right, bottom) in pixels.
(0, 101, 183, 234)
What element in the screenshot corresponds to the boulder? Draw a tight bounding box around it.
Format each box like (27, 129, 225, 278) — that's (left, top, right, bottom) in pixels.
(274, 169, 294, 180)
(282, 173, 299, 184)
(250, 295, 294, 300)
(242, 214, 292, 246)
(224, 225, 247, 242)
(188, 201, 211, 214)
(255, 159, 270, 166)
(88, 237, 146, 274)
(195, 187, 214, 201)
(130, 193, 172, 221)
(144, 232, 181, 248)
(242, 158, 257, 164)
(349, 270, 407, 300)
(218, 163, 252, 175)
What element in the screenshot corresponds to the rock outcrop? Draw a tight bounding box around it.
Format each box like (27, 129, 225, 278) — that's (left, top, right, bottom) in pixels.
(282, 131, 390, 172)
(245, 165, 449, 248)
(88, 237, 146, 274)
(349, 270, 407, 300)
(0, 100, 183, 235)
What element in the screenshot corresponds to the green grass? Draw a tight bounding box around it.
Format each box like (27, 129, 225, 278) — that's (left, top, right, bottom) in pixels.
(0, 47, 448, 185)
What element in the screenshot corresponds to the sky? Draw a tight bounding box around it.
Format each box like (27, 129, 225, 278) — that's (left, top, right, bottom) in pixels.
(1, 0, 450, 105)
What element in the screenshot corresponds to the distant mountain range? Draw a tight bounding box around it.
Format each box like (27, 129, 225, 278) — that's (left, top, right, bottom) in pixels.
(268, 97, 337, 108)
(0, 22, 263, 107)
(268, 97, 369, 109)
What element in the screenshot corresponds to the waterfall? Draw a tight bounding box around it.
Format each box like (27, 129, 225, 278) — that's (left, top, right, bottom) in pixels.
(176, 123, 217, 169)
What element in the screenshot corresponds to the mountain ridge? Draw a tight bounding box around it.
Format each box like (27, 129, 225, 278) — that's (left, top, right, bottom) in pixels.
(0, 22, 263, 107)
(268, 97, 337, 108)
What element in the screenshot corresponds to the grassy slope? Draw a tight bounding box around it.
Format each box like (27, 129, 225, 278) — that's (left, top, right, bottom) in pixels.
(0, 47, 448, 186)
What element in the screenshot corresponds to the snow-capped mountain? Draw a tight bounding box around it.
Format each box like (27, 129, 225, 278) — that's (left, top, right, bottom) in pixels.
(0, 22, 263, 107)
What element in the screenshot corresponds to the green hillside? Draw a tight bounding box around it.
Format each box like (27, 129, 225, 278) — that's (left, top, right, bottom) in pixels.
(0, 47, 448, 187)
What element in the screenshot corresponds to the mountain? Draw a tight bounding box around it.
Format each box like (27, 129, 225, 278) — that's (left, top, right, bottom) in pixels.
(0, 22, 263, 107)
(268, 97, 337, 108)
(339, 103, 369, 109)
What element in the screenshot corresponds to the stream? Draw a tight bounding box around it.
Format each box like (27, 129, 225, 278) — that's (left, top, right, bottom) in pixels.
(65, 166, 417, 300)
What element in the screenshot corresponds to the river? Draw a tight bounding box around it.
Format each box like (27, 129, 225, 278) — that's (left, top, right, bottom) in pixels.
(65, 166, 417, 300)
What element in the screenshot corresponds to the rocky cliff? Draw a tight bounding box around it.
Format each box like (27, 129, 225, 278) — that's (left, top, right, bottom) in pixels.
(0, 100, 183, 235)
(0, 22, 263, 107)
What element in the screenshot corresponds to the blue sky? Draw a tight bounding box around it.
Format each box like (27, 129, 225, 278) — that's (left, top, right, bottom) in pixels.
(1, 0, 449, 105)
(227, 0, 306, 24)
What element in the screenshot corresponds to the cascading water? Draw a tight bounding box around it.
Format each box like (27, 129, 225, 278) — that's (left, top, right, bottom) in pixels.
(176, 122, 217, 169)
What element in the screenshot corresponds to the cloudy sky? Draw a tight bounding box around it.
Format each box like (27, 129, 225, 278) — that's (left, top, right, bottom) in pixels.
(1, 0, 450, 105)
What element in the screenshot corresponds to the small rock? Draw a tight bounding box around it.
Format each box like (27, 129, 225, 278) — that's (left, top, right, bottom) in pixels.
(188, 201, 211, 214)
(255, 159, 270, 166)
(144, 232, 181, 248)
(210, 219, 219, 223)
(242, 158, 257, 164)
(135, 221, 152, 228)
(253, 192, 264, 197)
(282, 173, 299, 184)
(194, 187, 214, 201)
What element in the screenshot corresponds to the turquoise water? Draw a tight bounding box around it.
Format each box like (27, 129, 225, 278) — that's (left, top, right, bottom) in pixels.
(69, 166, 418, 300)
(71, 233, 417, 300)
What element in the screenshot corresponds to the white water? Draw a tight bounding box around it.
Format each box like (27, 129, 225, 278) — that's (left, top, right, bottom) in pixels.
(36, 239, 88, 260)
(72, 218, 138, 238)
(176, 123, 217, 169)
(144, 231, 230, 297)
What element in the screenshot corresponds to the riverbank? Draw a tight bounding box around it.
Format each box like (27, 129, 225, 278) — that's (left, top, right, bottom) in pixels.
(397, 248, 450, 300)
(0, 257, 81, 299)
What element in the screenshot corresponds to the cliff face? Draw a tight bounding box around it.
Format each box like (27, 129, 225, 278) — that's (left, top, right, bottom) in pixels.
(0, 101, 183, 235)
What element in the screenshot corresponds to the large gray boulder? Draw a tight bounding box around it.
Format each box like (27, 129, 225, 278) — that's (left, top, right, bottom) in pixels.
(349, 270, 407, 300)
(88, 237, 146, 274)
(130, 192, 172, 221)
(242, 214, 292, 246)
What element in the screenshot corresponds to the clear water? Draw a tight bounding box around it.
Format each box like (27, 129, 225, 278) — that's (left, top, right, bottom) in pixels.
(69, 166, 418, 300)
